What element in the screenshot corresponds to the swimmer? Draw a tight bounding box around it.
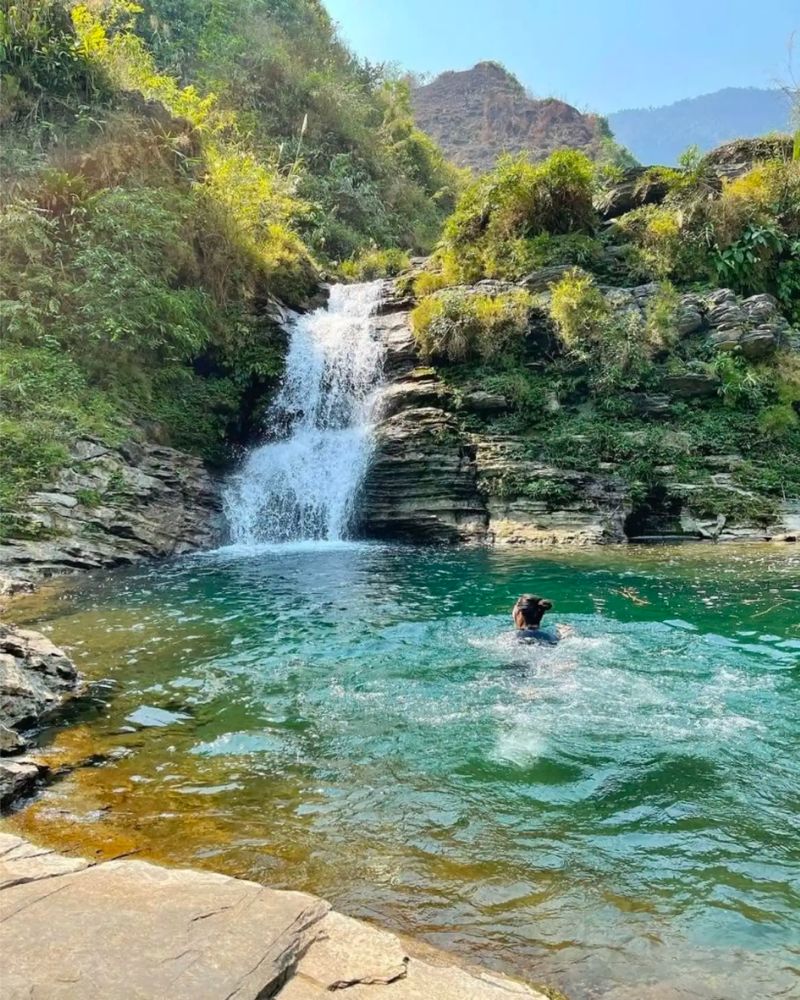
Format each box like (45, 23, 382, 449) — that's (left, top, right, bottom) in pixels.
(512, 594, 572, 644)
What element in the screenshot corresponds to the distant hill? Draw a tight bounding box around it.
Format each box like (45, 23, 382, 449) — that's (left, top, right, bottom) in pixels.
(411, 62, 627, 173)
(608, 87, 793, 165)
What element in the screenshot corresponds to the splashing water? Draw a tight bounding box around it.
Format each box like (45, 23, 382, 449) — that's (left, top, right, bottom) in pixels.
(223, 282, 385, 544)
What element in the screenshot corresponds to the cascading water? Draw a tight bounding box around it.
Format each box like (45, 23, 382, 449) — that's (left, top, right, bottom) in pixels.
(223, 281, 385, 544)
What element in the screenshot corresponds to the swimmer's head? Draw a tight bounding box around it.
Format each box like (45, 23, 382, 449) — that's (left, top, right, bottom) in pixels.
(514, 594, 553, 627)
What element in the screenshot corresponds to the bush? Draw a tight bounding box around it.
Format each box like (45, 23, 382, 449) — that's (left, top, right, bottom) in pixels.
(549, 269, 610, 351)
(439, 150, 596, 283)
(412, 270, 449, 298)
(340, 248, 410, 281)
(410, 288, 534, 362)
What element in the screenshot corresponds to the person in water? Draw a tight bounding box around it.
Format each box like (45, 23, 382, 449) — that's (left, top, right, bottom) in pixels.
(512, 594, 566, 645)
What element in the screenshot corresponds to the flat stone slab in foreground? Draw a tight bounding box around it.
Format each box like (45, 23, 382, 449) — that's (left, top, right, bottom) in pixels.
(0, 833, 548, 1000)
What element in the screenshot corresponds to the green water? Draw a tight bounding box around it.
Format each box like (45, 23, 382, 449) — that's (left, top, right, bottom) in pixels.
(9, 543, 800, 999)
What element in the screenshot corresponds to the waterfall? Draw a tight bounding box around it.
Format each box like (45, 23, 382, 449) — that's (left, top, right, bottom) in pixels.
(223, 281, 385, 545)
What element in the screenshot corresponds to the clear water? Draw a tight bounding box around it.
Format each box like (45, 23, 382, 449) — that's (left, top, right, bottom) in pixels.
(222, 282, 385, 544)
(8, 543, 800, 1000)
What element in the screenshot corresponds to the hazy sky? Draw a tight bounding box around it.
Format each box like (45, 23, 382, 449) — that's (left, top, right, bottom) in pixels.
(325, 0, 799, 112)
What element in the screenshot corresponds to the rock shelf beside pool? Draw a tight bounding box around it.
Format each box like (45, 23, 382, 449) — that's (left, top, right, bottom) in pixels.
(0, 833, 551, 1000)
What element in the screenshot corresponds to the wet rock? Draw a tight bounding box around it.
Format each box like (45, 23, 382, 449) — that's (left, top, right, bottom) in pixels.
(0, 757, 47, 807)
(0, 624, 80, 810)
(361, 407, 487, 543)
(0, 624, 79, 733)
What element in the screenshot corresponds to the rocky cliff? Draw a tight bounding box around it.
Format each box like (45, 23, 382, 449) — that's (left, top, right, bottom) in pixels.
(0, 439, 222, 590)
(361, 280, 800, 546)
(411, 62, 617, 173)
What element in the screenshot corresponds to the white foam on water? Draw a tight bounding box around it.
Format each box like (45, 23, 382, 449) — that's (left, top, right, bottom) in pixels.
(223, 281, 385, 544)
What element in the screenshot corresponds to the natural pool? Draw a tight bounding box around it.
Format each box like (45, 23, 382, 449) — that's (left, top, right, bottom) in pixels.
(6, 542, 800, 1000)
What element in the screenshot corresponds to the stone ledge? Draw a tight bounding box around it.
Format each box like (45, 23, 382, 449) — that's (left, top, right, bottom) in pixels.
(0, 832, 550, 1000)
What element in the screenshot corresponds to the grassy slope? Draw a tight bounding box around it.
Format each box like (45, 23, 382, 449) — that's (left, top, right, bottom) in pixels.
(0, 0, 462, 539)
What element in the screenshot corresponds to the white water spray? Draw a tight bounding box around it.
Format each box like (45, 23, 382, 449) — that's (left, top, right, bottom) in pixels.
(223, 282, 385, 544)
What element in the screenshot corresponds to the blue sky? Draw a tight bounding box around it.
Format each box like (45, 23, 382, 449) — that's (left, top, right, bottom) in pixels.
(325, 0, 799, 112)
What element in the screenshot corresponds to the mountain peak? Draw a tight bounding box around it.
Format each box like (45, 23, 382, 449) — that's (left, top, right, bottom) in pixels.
(411, 63, 609, 173)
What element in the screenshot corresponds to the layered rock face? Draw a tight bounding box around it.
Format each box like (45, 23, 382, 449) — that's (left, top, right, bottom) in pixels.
(361, 282, 799, 546)
(361, 308, 628, 545)
(362, 313, 487, 542)
(0, 624, 80, 806)
(412, 62, 609, 173)
(0, 438, 222, 588)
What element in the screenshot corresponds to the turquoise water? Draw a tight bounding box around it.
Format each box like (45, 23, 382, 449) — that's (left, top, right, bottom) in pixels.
(11, 543, 800, 999)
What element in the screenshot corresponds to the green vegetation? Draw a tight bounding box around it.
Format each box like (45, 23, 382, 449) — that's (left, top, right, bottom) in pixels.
(436, 150, 596, 283)
(616, 156, 800, 320)
(340, 248, 410, 281)
(410, 288, 534, 362)
(0, 0, 462, 524)
(414, 141, 800, 522)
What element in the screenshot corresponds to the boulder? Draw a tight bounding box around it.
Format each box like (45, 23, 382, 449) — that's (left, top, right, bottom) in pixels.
(702, 135, 794, 181)
(594, 167, 671, 220)
(518, 264, 576, 293)
(460, 390, 511, 416)
(0, 834, 550, 1000)
(0, 757, 46, 808)
(662, 372, 719, 398)
(739, 327, 778, 359)
(0, 623, 80, 809)
(0, 624, 79, 733)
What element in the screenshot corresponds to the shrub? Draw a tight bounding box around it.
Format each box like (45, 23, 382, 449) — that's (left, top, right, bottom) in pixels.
(412, 270, 449, 298)
(644, 281, 681, 350)
(340, 248, 410, 281)
(439, 150, 596, 283)
(410, 289, 534, 362)
(712, 352, 768, 409)
(0, 0, 107, 122)
(549, 269, 610, 351)
(613, 204, 711, 283)
(758, 403, 799, 437)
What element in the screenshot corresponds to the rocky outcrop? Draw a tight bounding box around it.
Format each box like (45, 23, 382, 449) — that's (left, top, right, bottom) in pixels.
(0, 438, 222, 588)
(701, 134, 795, 181)
(411, 62, 612, 173)
(361, 312, 629, 545)
(0, 624, 80, 807)
(0, 833, 550, 1000)
(362, 283, 798, 546)
(361, 315, 486, 542)
(594, 166, 673, 220)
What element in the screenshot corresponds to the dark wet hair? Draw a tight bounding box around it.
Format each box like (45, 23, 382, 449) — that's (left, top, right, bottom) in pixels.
(515, 594, 553, 627)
